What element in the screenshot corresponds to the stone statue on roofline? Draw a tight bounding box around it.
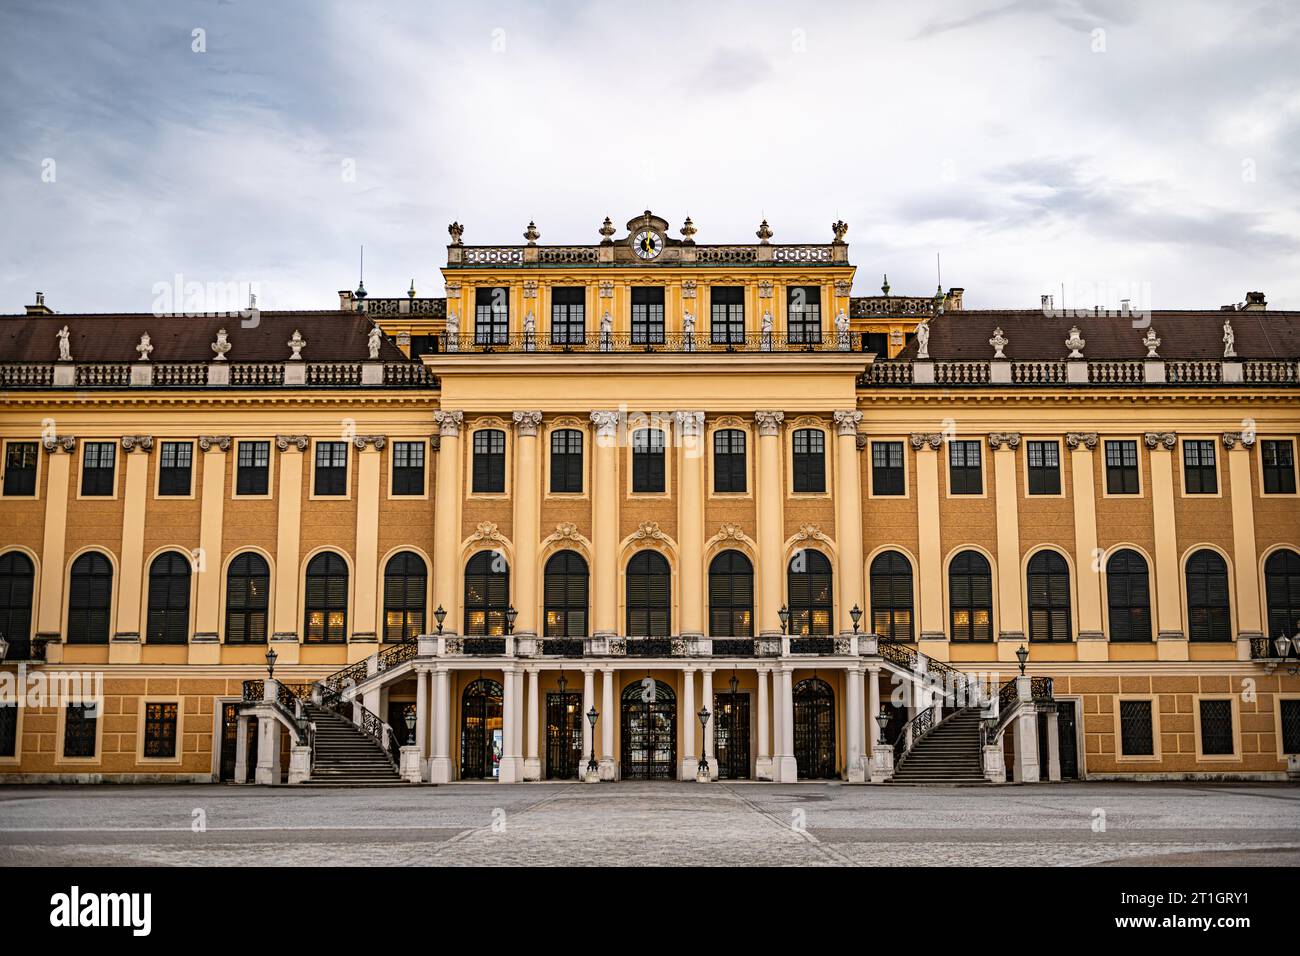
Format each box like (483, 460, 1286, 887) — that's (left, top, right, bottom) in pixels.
(1065, 326, 1085, 359)
(989, 326, 1008, 360)
(367, 325, 382, 360)
(835, 309, 850, 351)
(136, 332, 154, 362)
(211, 328, 231, 361)
(1222, 319, 1236, 358)
(1141, 328, 1160, 359)
(57, 325, 72, 362)
(915, 319, 930, 360)
(287, 329, 306, 360)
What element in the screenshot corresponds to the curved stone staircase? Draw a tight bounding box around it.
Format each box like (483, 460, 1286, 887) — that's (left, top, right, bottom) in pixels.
(889, 707, 989, 785)
(301, 703, 408, 787)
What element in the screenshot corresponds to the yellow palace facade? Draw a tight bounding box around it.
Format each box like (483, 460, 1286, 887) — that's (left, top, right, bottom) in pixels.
(1, 210, 1298, 786)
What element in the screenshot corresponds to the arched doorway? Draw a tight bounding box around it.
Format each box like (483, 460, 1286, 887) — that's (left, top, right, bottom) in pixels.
(621, 678, 677, 780)
(460, 678, 503, 779)
(793, 677, 836, 779)
(545, 673, 583, 780)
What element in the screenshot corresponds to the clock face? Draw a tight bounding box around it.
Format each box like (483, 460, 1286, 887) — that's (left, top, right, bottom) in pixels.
(632, 229, 663, 260)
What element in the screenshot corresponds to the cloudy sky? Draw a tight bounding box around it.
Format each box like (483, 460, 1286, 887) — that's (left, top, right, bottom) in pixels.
(2, 0, 1298, 315)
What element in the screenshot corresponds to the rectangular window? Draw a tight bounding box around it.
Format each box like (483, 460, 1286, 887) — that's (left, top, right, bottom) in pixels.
(1182, 440, 1217, 494)
(391, 441, 425, 495)
(872, 441, 905, 495)
(709, 286, 745, 344)
(80, 441, 116, 496)
(474, 287, 509, 345)
(786, 286, 822, 343)
(550, 429, 583, 493)
(1262, 440, 1296, 494)
(2, 441, 38, 496)
(0, 703, 16, 757)
(632, 429, 665, 493)
(1282, 699, 1300, 755)
(1119, 700, 1154, 756)
(236, 441, 270, 496)
(158, 441, 193, 496)
(793, 430, 826, 493)
(631, 288, 665, 345)
(314, 442, 348, 496)
(143, 701, 178, 758)
(472, 430, 506, 493)
(550, 287, 586, 345)
(713, 430, 746, 493)
(1199, 699, 1234, 755)
(1105, 440, 1140, 494)
(1026, 440, 1061, 495)
(63, 703, 98, 758)
(948, 440, 983, 495)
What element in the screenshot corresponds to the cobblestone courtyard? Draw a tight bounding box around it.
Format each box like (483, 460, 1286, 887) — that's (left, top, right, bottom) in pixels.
(1, 781, 1297, 867)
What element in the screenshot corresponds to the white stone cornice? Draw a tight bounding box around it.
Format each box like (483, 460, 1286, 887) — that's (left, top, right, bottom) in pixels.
(1143, 431, 1177, 450)
(1065, 432, 1099, 450)
(275, 434, 309, 451)
(754, 410, 785, 436)
(120, 435, 154, 453)
(434, 410, 463, 438)
(198, 435, 231, 452)
(987, 432, 1021, 450)
(512, 410, 544, 436)
(833, 409, 862, 436)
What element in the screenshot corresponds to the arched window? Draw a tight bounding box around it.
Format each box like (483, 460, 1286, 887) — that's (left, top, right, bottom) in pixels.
(544, 550, 588, 637)
(383, 551, 426, 642)
(1186, 549, 1231, 642)
(787, 549, 832, 636)
(949, 550, 992, 642)
(0, 552, 35, 658)
(870, 550, 913, 641)
(464, 550, 509, 636)
(146, 551, 191, 644)
(626, 551, 671, 636)
(1264, 549, 1300, 640)
(225, 553, 269, 644)
(709, 550, 753, 637)
(1027, 551, 1071, 642)
(304, 552, 348, 643)
(1106, 549, 1151, 642)
(68, 552, 112, 644)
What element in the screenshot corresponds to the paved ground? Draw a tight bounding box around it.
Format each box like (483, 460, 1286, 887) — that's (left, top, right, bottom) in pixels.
(1, 781, 1297, 866)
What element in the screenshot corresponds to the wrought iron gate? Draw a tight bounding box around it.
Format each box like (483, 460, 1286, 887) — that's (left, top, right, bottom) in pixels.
(460, 678, 503, 779)
(219, 703, 257, 782)
(714, 691, 750, 779)
(793, 677, 836, 779)
(620, 680, 676, 780)
(546, 692, 583, 780)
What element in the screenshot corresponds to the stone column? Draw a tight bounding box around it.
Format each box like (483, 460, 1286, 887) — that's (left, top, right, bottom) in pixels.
(912, 435, 945, 645)
(1223, 433, 1264, 659)
(833, 411, 865, 635)
(255, 716, 281, 785)
(989, 433, 1025, 660)
(524, 667, 541, 781)
(352, 436, 384, 644)
(234, 714, 250, 783)
(590, 412, 620, 637)
(429, 667, 453, 783)
(867, 666, 882, 746)
(512, 411, 544, 638)
(272, 435, 307, 662)
(499, 665, 520, 782)
(680, 668, 698, 779)
(433, 412, 464, 635)
(582, 668, 595, 777)
(36, 438, 75, 650)
(755, 412, 785, 637)
(756, 667, 773, 780)
(192, 436, 229, 663)
(112, 436, 152, 663)
(600, 667, 616, 780)
(701, 668, 717, 779)
(1045, 708, 1061, 782)
(1011, 676, 1040, 782)
(415, 665, 429, 761)
(676, 411, 706, 638)
(846, 664, 864, 782)
(777, 666, 797, 782)
(1067, 433, 1106, 661)
(1147, 433, 1186, 659)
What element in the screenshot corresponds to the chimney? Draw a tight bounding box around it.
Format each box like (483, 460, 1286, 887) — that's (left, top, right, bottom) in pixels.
(1243, 291, 1267, 311)
(1120, 299, 1131, 315)
(946, 287, 964, 311)
(338, 289, 355, 311)
(25, 291, 53, 315)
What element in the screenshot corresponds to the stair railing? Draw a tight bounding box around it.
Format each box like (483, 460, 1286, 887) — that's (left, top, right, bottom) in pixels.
(893, 706, 936, 763)
(358, 704, 402, 770)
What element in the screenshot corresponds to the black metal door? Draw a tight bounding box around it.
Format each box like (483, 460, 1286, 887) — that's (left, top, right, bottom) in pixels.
(546, 692, 583, 780)
(1037, 710, 1050, 775)
(793, 678, 835, 779)
(714, 692, 750, 779)
(460, 678, 503, 779)
(620, 679, 676, 780)
(220, 704, 257, 782)
(387, 701, 415, 746)
(1057, 701, 1079, 779)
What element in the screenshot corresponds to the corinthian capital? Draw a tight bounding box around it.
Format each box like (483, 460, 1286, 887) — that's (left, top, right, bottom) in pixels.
(512, 410, 544, 437)
(590, 410, 620, 437)
(833, 410, 862, 437)
(434, 410, 464, 438)
(754, 410, 785, 437)
(674, 411, 705, 437)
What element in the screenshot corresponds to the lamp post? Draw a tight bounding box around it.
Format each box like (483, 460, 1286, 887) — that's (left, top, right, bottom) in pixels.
(264, 647, 278, 680)
(434, 604, 447, 635)
(404, 707, 416, 746)
(586, 705, 599, 775)
(0, 632, 8, 663)
(778, 604, 790, 636)
(505, 604, 518, 636)
(1015, 643, 1029, 676)
(878, 704, 891, 745)
(850, 604, 862, 635)
(697, 705, 711, 777)
(1275, 630, 1300, 676)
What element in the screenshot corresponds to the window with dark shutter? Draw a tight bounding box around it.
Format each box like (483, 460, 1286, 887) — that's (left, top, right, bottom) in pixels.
(786, 286, 822, 344)
(475, 287, 509, 345)
(1027, 551, 1071, 642)
(1026, 440, 1061, 495)
(1106, 549, 1152, 642)
(158, 441, 193, 496)
(632, 429, 665, 493)
(68, 552, 112, 644)
(464, 550, 510, 635)
(472, 429, 506, 493)
(1198, 699, 1234, 755)
(1262, 440, 1297, 494)
(0, 552, 35, 659)
(948, 440, 982, 495)
(146, 551, 191, 644)
(392, 441, 425, 495)
(788, 549, 833, 636)
(80, 441, 116, 496)
(793, 429, 826, 493)
(314, 442, 348, 496)
(1105, 440, 1140, 494)
(3, 441, 38, 496)
(225, 552, 269, 644)
(708, 550, 753, 637)
(870, 550, 914, 641)
(236, 441, 270, 495)
(0, 702, 16, 757)
(143, 702, 178, 758)
(631, 288, 665, 344)
(713, 429, 746, 493)
(1265, 549, 1300, 642)
(550, 429, 583, 493)
(710, 286, 745, 344)
(626, 550, 671, 636)
(304, 552, 348, 643)
(1182, 440, 1217, 494)
(63, 702, 98, 758)
(949, 550, 993, 642)
(1186, 549, 1231, 642)
(871, 441, 904, 495)
(383, 551, 426, 641)
(1119, 700, 1154, 756)
(1281, 699, 1300, 755)
(544, 550, 588, 637)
